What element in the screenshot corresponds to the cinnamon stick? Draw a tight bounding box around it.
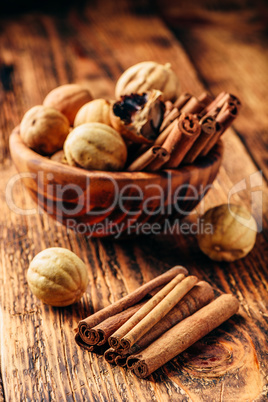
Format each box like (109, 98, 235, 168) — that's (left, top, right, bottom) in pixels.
(159, 92, 193, 133)
(216, 106, 238, 126)
(123, 281, 214, 366)
(119, 275, 198, 351)
(204, 91, 227, 114)
(164, 113, 201, 168)
(115, 353, 129, 367)
(182, 115, 217, 164)
(77, 266, 188, 346)
(159, 107, 180, 133)
(145, 147, 170, 171)
(74, 333, 108, 354)
(128, 294, 239, 378)
(157, 119, 182, 155)
(217, 99, 240, 120)
(198, 92, 214, 106)
(75, 333, 96, 352)
(127, 145, 165, 171)
(215, 93, 241, 110)
(156, 93, 212, 148)
(104, 347, 120, 364)
(173, 92, 192, 110)
(200, 103, 239, 156)
(154, 119, 177, 146)
(180, 96, 207, 114)
(128, 143, 151, 165)
(163, 100, 174, 118)
(78, 290, 165, 354)
(205, 93, 241, 117)
(82, 301, 147, 346)
(108, 272, 187, 350)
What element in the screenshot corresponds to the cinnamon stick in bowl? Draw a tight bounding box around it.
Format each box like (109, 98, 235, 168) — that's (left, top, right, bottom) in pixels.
(163, 113, 201, 168)
(154, 119, 177, 146)
(174, 92, 192, 110)
(180, 96, 207, 115)
(127, 145, 165, 171)
(182, 115, 217, 164)
(159, 107, 180, 133)
(200, 102, 239, 157)
(128, 294, 239, 378)
(145, 147, 170, 171)
(197, 92, 214, 106)
(204, 91, 227, 114)
(160, 91, 210, 135)
(204, 93, 241, 119)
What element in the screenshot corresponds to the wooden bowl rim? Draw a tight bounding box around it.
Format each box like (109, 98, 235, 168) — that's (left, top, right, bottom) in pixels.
(9, 127, 223, 181)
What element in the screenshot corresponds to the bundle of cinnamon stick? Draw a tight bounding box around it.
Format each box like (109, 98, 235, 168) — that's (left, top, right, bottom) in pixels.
(127, 91, 241, 171)
(75, 266, 239, 378)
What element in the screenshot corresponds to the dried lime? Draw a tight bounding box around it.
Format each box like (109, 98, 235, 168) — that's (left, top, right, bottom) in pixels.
(197, 204, 257, 262)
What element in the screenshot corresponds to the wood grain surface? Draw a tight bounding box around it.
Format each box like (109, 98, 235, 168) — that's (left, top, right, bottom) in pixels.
(0, 1, 267, 401)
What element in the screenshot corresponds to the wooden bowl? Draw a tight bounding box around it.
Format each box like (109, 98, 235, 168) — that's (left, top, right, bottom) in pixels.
(9, 127, 223, 237)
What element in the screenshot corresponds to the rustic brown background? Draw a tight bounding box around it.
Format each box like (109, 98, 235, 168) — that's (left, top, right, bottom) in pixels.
(0, 0, 267, 400)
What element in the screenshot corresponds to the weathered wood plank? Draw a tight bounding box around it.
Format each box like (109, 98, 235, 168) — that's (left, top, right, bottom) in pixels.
(0, 3, 267, 401)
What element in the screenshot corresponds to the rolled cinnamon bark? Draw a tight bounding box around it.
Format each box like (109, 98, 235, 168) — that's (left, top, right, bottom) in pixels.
(75, 333, 96, 352)
(163, 101, 174, 118)
(198, 92, 214, 106)
(83, 301, 147, 346)
(108, 272, 186, 349)
(156, 93, 212, 148)
(158, 93, 193, 137)
(77, 266, 188, 346)
(113, 281, 214, 367)
(217, 106, 238, 126)
(159, 92, 194, 133)
(173, 92, 192, 109)
(200, 103, 239, 156)
(159, 107, 180, 133)
(145, 147, 170, 171)
(154, 119, 177, 146)
(217, 99, 240, 120)
(182, 115, 217, 164)
(74, 333, 108, 354)
(204, 91, 227, 114)
(128, 143, 151, 164)
(164, 113, 201, 168)
(126, 281, 214, 360)
(205, 93, 241, 117)
(119, 275, 198, 351)
(215, 93, 241, 110)
(115, 353, 129, 367)
(157, 119, 182, 155)
(104, 348, 120, 364)
(127, 145, 164, 171)
(129, 294, 239, 378)
(180, 96, 207, 114)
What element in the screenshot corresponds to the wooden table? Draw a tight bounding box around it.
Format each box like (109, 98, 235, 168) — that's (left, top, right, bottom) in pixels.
(0, 1, 267, 400)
